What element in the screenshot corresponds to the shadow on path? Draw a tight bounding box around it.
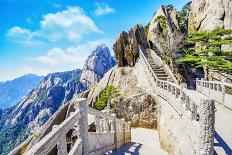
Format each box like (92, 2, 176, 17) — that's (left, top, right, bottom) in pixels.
(106, 142, 142, 155)
(214, 131, 232, 155)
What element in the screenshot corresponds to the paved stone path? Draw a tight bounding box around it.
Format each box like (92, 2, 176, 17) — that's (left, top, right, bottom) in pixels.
(106, 128, 167, 155)
(214, 103, 232, 155)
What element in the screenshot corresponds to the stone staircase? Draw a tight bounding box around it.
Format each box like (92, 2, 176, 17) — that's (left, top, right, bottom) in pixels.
(147, 51, 170, 81)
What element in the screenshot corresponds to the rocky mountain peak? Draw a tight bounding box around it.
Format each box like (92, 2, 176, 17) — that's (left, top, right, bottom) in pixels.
(80, 44, 116, 88)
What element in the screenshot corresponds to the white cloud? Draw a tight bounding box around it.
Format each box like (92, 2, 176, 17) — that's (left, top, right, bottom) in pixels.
(6, 26, 42, 45)
(0, 65, 50, 81)
(95, 3, 115, 16)
(30, 38, 113, 69)
(6, 7, 102, 44)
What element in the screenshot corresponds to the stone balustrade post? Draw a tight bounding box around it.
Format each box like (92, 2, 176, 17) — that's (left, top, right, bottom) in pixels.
(172, 86, 175, 95)
(104, 118, 109, 133)
(180, 83, 188, 107)
(190, 101, 197, 120)
(222, 79, 227, 105)
(95, 116, 100, 133)
(185, 97, 190, 111)
(111, 113, 117, 150)
(128, 122, 132, 143)
(52, 125, 68, 155)
(76, 98, 89, 155)
(121, 118, 125, 145)
(57, 134, 68, 155)
(100, 119, 104, 132)
(199, 99, 215, 155)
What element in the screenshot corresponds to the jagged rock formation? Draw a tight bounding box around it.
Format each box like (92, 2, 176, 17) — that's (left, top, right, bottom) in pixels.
(80, 44, 115, 88)
(189, 0, 232, 32)
(113, 24, 148, 67)
(0, 74, 43, 109)
(0, 45, 115, 155)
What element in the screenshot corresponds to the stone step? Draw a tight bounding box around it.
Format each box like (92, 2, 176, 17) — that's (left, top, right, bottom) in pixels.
(154, 70, 166, 74)
(155, 73, 168, 77)
(159, 77, 170, 81)
(151, 66, 160, 69)
(157, 75, 169, 78)
(153, 69, 165, 72)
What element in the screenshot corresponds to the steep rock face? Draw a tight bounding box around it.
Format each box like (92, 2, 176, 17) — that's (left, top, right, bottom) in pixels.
(0, 45, 115, 155)
(80, 44, 115, 88)
(113, 24, 148, 67)
(147, 5, 181, 50)
(189, 0, 232, 32)
(0, 74, 43, 109)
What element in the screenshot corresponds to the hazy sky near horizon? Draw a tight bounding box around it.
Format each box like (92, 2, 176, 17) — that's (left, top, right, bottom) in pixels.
(0, 0, 189, 81)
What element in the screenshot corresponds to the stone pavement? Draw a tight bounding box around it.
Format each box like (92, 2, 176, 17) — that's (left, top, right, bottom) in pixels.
(106, 128, 167, 155)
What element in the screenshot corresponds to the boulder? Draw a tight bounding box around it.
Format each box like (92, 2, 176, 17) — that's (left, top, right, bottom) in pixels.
(113, 24, 148, 67)
(188, 0, 232, 32)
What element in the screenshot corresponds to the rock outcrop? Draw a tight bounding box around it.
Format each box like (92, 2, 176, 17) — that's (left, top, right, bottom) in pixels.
(80, 44, 115, 88)
(113, 24, 148, 67)
(188, 0, 232, 32)
(87, 65, 158, 129)
(147, 5, 181, 50)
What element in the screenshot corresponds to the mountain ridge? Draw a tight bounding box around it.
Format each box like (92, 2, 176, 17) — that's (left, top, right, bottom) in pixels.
(0, 74, 44, 109)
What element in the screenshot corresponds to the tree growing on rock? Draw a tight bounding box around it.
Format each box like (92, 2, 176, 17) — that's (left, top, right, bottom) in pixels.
(154, 14, 187, 83)
(177, 28, 232, 79)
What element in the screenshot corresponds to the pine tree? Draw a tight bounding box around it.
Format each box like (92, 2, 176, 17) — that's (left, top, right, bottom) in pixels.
(177, 28, 232, 74)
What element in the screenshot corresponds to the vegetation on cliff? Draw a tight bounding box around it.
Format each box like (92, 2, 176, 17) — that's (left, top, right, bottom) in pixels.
(95, 85, 119, 110)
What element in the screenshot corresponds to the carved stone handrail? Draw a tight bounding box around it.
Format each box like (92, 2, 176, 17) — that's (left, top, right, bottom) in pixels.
(139, 47, 159, 81)
(23, 98, 131, 155)
(25, 109, 82, 155)
(196, 78, 232, 109)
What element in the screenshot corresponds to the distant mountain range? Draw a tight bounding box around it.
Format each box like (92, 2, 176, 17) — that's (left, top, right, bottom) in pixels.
(0, 74, 44, 109)
(0, 44, 115, 155)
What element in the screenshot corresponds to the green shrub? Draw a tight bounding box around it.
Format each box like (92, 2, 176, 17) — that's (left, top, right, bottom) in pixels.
(144, 23, 150, 36)
(95, 85, 119, 110)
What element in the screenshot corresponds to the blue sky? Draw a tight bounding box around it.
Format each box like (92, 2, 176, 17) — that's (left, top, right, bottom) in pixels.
(0, 0, 189, 81)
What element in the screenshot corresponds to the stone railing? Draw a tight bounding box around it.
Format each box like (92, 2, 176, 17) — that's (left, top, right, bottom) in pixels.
(24, 98, 131, 155)
(139, 47, 215, 155)
(139, 48, 159, 81)
(196, 79, 232, 110)
(147, 49, 178, 84)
